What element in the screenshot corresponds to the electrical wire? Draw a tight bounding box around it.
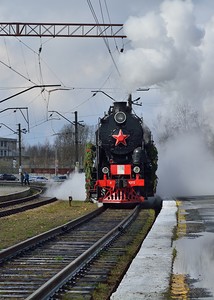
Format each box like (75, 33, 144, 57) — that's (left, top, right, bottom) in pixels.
(11, 35, 66, 87)
(37, 39, 48, 106)
(38, 58, 66, 87)
(0, 86, 31, 90)
(38, 41, 44, 85)
(0, 12, 126, 138)
(1, 37, 36, 84)
(103, 0, 119, 52)
(18, 35, 67, 86)
(98, 0, 110, 49)
(0, 59, 37, 84)
(3, 37, 11, 67)
(87, 0, 121, 76)
(19, 41, 30, 80)
(67, 70, 116, 112)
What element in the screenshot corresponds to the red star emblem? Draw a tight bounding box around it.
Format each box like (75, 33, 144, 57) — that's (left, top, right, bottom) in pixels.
(112, 129, 129, 146)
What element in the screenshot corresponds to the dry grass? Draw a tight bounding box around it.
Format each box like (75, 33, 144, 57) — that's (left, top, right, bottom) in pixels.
(0, 200, 97, 250)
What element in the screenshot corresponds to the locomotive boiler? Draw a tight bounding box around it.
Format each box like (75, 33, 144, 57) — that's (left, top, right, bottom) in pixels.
(85, 96, 158, 206)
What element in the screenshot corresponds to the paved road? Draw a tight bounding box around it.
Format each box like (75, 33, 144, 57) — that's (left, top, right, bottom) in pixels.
(173, 195, 214, 299)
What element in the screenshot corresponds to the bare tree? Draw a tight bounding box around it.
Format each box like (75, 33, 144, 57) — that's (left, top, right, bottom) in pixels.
(26, 140, 55, 169)
(25, 124, 96, 170)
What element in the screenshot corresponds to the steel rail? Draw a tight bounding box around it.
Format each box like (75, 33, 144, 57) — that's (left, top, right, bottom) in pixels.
(0, 186, 42, 208)
(26, 205, 140, 300)
(0, 206, 105, 264)
(0, 196, 57, 218)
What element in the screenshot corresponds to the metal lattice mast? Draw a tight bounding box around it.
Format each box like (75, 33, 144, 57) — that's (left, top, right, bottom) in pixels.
(0, 22, 126, 38)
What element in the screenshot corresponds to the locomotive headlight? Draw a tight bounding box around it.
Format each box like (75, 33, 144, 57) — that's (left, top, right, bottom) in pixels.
(133, 166, 140, 173)
(114, 111, 126, 124)
(102, 167, 109, 174)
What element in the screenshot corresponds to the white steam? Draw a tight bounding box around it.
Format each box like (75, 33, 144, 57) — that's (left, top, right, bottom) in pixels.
(45, 173, 86, 201)
(119, 0, 204, 91)
(157, 132, 214, 197)
(119, 0, 214, 197)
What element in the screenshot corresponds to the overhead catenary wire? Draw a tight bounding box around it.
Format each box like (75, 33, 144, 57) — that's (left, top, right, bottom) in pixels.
(68, 70, 117, 112)
(19, 41, 30, 80)
(1, 36, 37, 85)
(98, 0, 120, 53)
(98, 0, 110, 49)
(0, 34, 66, 131)
(0, 8, 122, 109)
(3, 37, 11, 67)
(0, 59, 37, 84)
(1, 35, 67, 88)
(37, 39, 48, 106)
(17, 33, 74, 87)
(0, 6, 129, 144)
(103, 0, 119, 52)
(15, 35, 67, 86)
(87, 0, 121, 76)
(85, 0, 129, 101)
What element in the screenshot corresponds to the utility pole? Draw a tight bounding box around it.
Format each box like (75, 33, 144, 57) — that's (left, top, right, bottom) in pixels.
(17, 123, 27, 174)
(49, 110, 84, 172)
(74, 111, 85, 172)
(74, 111, 78, 167)
(18, 123, 22, 173)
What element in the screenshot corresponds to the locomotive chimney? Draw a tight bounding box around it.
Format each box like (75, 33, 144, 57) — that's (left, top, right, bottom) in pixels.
(113, 102, 127, 113)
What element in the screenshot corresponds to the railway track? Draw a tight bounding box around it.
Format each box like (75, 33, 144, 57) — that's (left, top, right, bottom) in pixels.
(0, 205, 154, 299)
(0, 186, 57, 217)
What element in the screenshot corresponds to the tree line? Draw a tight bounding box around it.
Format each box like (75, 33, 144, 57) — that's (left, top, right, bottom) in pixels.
(25, 124, 96, 171)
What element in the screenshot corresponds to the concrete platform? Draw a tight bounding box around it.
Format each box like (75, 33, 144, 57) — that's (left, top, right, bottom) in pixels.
(0, 185, 30, 201)
(0, 186, 28, 196)
(111, 200, 177, 300)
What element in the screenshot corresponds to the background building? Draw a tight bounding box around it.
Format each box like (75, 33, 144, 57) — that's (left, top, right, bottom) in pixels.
(0, 137, 29, 174)
(0, 137, 17, 158)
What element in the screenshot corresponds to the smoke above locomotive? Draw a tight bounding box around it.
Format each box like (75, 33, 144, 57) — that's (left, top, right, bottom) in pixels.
(84, 96, 158, 206)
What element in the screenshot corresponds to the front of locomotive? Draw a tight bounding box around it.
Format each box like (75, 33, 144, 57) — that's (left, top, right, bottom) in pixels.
(95, 101, 146, 206)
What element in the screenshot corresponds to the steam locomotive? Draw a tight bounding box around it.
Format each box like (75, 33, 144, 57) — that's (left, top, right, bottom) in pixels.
(85, 95, 158, 207)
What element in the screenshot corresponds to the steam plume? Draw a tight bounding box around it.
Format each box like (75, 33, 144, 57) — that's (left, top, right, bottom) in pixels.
(119, 0, 214, 196)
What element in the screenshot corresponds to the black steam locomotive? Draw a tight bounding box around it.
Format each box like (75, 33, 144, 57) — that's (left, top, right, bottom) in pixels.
(85, 96, 158, 206)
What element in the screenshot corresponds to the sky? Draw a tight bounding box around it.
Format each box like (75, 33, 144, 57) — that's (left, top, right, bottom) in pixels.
(0, 0, 213, 145)
(0, 0, 165, 146)
(1, 0, 214, 197)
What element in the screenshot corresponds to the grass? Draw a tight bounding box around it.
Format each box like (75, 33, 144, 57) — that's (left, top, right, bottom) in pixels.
(0, 200, 97, 250)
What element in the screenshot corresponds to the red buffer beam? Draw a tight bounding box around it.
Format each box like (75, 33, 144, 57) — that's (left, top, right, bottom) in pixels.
(0, 22, 126, 38)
